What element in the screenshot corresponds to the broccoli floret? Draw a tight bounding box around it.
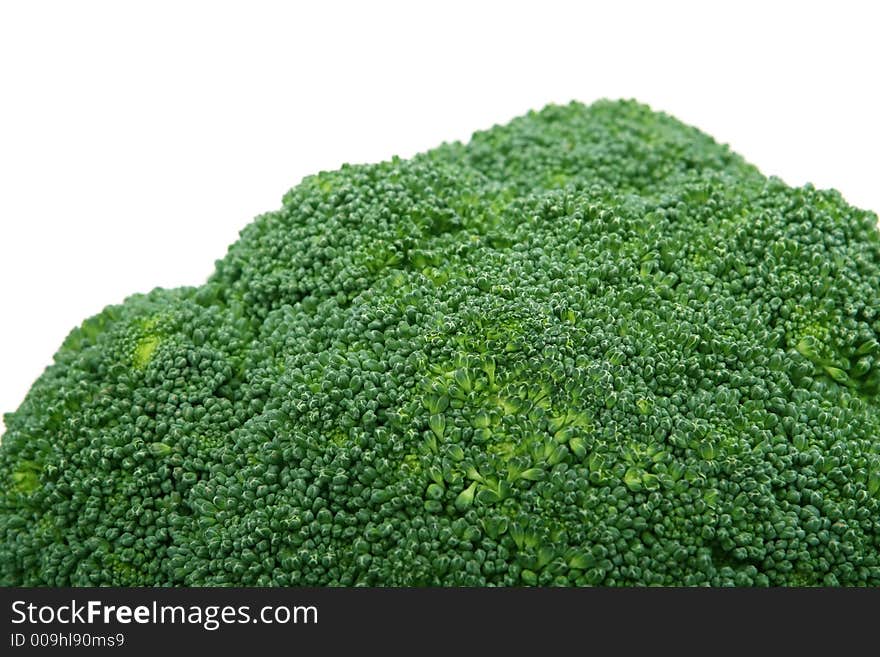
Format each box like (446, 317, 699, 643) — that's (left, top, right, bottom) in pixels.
(2, 99, 879, 586)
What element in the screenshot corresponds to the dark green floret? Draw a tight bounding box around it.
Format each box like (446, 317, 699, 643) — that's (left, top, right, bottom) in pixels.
(2, 100, 880, 586)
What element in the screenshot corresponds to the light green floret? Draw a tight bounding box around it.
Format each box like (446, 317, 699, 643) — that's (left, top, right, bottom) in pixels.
(2, 99, 880, 586)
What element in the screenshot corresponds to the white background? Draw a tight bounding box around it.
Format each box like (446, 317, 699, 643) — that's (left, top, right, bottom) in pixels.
(1, 1, 878, 428)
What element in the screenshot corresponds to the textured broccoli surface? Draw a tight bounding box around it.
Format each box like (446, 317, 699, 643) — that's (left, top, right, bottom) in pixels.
(2, 100, 880, 586)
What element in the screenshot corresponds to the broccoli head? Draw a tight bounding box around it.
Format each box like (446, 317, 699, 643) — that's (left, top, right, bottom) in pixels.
(2, 100, 879, 586)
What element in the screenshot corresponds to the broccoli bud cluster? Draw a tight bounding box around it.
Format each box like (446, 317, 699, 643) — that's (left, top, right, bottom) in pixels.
(2, 100, 879, 585)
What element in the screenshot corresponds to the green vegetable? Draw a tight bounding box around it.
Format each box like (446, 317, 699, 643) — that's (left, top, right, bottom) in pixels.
(2, 100, 880, 586)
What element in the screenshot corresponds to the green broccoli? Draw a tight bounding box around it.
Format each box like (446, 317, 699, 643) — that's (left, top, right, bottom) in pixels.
(2, 99, 879, 586)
